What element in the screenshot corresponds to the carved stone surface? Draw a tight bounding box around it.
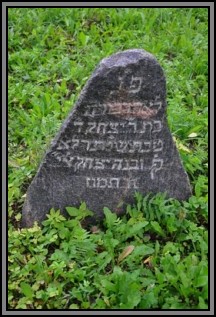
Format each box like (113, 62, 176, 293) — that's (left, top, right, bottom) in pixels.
(22, 49, 192, 227)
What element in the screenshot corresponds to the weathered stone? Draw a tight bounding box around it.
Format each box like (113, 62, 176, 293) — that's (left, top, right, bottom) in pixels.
(22, 49, 192, 227)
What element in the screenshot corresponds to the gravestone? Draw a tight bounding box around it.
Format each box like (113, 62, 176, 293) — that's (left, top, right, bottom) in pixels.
(22, 49, 192, 227)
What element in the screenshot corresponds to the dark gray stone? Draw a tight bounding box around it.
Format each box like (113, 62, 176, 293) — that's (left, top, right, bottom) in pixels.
(22, 49, 192, 227)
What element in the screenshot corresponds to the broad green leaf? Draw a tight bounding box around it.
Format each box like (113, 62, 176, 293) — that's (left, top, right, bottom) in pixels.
(150, 221, 165, 237)
(100, 279, 116, 292)
(20, 282, 33, 299)
(103, 207, 117, 227)
(163, 242, 179, 255)
(194, 275, 208, 288)
(69, 304, 79, 309)
(80, 201, 86, 211)
(126, 221, 149, 238)
(122, 288, 141, 308)
(132, 245, 154, 257)
(66, 206, 79, 217)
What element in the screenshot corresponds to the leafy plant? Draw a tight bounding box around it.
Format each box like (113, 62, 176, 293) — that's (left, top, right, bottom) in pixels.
(8, 191, 208, 309)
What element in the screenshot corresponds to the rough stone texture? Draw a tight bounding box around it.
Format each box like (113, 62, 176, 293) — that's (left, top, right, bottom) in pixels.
(22, 49, 192, 227)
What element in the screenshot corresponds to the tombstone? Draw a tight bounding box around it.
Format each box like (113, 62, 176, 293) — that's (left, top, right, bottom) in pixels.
(22, 49, 192, 227)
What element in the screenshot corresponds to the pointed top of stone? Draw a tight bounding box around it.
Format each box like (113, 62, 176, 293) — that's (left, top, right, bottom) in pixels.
(99, 49, 157, 68)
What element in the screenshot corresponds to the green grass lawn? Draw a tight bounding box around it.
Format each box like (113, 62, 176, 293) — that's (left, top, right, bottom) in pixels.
(8, 8, 208, 309)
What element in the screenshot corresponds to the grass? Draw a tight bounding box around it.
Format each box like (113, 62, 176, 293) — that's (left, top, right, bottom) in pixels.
(8, 8, 208, 310)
